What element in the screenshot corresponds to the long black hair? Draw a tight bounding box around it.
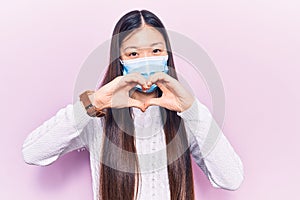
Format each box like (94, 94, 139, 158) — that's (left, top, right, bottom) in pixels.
(98, 10, 195, 200)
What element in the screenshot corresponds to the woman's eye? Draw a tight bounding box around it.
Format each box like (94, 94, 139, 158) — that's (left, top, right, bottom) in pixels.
(129, 52, 138, 57)
(153, 49, 161, 54)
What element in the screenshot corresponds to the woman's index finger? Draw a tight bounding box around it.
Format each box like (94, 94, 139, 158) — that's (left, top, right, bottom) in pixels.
(148, 71, 172, 84)
(122, 73, 147, 86)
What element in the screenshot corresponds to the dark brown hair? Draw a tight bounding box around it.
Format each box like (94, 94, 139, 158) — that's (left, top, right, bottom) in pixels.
(97, 10, 195, 200)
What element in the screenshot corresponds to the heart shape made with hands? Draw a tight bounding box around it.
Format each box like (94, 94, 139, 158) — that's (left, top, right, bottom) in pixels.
(133, 81, 177, 112)
(118, 72, 194, 113)
(97, 72, 194, 113)
(127, 82, 161, 112)
(127, 79, 192, 113)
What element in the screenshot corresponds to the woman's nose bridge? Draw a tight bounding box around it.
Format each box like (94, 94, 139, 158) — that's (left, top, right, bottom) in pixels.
(140, 48, 152, 57)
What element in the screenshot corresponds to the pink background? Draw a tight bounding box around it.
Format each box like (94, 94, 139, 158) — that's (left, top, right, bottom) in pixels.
(1, 0, 299, 199)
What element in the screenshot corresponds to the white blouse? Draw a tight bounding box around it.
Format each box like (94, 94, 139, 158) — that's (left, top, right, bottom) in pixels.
(22, 97, 244, 200)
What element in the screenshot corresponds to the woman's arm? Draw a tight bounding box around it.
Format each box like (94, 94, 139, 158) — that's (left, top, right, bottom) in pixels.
(22, 73, 149, 167)
(177, 98, 245, 190)
(22, 99, 94, 166)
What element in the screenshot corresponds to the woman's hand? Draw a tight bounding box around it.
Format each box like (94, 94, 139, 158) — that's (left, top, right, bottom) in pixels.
(92, 73, 149, 112)
(144, 72, 195, 112)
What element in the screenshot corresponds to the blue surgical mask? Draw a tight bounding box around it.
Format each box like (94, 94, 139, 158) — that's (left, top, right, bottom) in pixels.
(119, 55, 169, 93)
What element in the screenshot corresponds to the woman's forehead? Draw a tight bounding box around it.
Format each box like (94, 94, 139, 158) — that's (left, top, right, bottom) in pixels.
(121, 27, 166, 51)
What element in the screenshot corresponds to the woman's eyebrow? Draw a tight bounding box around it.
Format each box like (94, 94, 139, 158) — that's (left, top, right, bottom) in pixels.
(150, 42, 164, 46)
(123, 42, 164, 51)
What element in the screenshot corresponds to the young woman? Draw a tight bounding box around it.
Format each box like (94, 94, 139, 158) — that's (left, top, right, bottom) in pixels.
(22, 10, 244, 200)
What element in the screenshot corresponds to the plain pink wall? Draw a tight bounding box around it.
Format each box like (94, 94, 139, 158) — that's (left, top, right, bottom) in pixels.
(1, 0, 299, 199)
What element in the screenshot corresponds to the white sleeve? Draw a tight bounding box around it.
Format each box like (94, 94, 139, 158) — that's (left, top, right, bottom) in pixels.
(177, 98, 245, 190)
(21, 100, 94, 166)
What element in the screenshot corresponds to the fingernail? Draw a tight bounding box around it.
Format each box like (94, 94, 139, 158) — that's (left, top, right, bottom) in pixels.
(142, 83, 150, 89)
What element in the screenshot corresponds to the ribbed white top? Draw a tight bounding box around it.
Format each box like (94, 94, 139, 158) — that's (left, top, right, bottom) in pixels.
(22, 98, 244, 200)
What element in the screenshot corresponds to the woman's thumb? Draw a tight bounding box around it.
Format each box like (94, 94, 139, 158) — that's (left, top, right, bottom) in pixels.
(145, 97, 161, 110)
(128, 98, 146, 112)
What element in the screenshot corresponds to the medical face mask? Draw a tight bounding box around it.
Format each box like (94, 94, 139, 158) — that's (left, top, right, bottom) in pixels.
(119, 55, 169, 93)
